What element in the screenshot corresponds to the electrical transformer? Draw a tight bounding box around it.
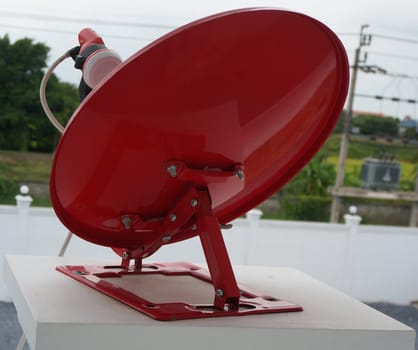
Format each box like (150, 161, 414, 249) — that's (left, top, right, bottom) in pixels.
(361, 157, 401, 191)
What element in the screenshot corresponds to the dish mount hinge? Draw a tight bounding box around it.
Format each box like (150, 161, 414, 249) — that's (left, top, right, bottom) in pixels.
(166, 160, 245, 187)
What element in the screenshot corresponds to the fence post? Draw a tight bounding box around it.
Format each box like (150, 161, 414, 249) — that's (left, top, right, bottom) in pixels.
(246, 208, 263, 230)
(15, 185, 33, 213)
(343, 206, 362, 295)
(15, 185, 33, 253)
(244, 209, 263, 264)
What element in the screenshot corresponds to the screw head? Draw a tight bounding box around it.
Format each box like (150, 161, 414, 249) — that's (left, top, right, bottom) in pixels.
(191, 224, 197, 231)
(190, 198, 198, 207)
(73, 270, 86, 275)
(169, 213, 177, 222)
(235, 168, 244, 180)
(215, 289, 224, 297)
(122, 251, 130, 259)
(167, 165, 177, 177)
(121, 215, 131, 230)
(162, 235, 171, 243)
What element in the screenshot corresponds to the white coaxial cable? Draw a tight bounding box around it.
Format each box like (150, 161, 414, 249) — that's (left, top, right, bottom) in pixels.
(39, 51, 71, 134)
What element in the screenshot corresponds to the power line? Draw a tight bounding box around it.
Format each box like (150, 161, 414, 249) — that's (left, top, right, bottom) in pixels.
(356, 93, 418, 104)
(367, 50, 418, 62)
(372, 33, 418, 45)
(367, 69, 418, 80)
(339, 31, 418, 45)
(337, 32, 359, 37)
(372, 24, 418, 37)
(4, 11, 418, 46)
(0, 23, 154, 42)
(0, 10, 176, 30)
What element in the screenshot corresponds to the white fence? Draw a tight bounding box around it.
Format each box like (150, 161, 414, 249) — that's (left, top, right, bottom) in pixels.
(1, 200, 418, 304)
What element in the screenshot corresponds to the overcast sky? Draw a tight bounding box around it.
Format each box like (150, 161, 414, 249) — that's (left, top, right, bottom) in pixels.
(2, 0, 418, 119)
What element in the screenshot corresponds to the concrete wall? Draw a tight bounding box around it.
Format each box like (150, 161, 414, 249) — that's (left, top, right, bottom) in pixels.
(1, 203, 418, 304)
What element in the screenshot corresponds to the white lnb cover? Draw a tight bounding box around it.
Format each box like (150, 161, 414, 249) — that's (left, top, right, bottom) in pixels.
(83, 49, 122, 88)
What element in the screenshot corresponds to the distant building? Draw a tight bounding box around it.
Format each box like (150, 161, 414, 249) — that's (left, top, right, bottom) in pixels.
(353, 111, 385, 118)
(399, 115, 418, 135)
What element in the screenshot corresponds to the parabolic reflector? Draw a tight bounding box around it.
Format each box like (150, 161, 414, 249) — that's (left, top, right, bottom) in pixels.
(50, 8, 349, 320)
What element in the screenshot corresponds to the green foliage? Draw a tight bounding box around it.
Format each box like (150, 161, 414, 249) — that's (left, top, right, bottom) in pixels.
(352, 114, 399, 137)
(332, 109, 347, 134)
(0, 175, 19, 204)
(283, 151, 336, 196)
(278, 151, 335, 221)
(0, 34, 79, 152)
(403, 127, 418, 140)
(325, 134, 418, 163)
(344, 164, 362, 187)
(32, 197, 51, 207)
(279, 195, 331, 222)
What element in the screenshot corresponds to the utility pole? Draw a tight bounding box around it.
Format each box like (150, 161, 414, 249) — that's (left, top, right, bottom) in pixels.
(330, 25, 372, 222)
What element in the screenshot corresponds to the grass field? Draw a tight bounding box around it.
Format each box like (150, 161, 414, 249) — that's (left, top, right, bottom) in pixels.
(0, 150, 52, 182)
(0, 150, 53, 206)
(325, 134, 418, 162)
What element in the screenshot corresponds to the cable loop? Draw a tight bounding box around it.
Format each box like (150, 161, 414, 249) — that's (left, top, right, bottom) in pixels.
(39, 52, 71, 134)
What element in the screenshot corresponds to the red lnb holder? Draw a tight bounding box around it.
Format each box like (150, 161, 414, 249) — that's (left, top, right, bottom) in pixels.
(52, 8, 349, 321)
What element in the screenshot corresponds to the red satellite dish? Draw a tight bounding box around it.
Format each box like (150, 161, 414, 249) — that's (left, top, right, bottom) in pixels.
(52, 8, 349, 320)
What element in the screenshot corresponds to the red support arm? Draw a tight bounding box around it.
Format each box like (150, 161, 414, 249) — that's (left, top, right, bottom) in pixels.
(196, 190, 240, 311)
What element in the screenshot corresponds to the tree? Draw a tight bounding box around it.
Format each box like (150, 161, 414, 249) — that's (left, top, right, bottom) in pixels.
(332, 109, 347, 134)
(283, 151, 336, 196)
(352, 114, 399, 137)
(403, 127, 418, 140)
(0, 35, 79, 152)
(278, 151, 336, 221)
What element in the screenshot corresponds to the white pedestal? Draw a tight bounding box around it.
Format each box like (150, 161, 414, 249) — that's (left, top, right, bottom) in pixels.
(4, 255, 415, 350)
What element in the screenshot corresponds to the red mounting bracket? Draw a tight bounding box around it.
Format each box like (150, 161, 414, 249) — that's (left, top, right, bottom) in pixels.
(57, 163, 303, 320)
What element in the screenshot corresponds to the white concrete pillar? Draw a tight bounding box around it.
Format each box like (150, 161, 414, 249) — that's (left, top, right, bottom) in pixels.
(244, 209, 263, 264)
(246, 208, 263, 230)
(15, 185, 33, 253)
(343, 206, 362, 295)
(15, 185, 33, 214)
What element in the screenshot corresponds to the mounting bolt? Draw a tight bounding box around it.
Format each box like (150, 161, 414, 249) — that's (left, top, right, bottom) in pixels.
(191, 224, 197, 231)
(215, 289, 224, 297)
(190, 198, 198, 207)
(235, 168, 244, 180)
(122, 251, 130, 259)
(121, 215, 131, 230)
(73, 270, 86, 275)
(169, 213, 177, 222)
(167, 164, 177, 178)
(220, 223, 233, 230)
(162, 235, 171, 243)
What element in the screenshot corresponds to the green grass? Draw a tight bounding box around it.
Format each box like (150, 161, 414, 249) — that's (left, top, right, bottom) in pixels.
(32, 197, 52, 207)
(0, 150, 53, 206)
(325, 134, 418, 162)
(0, 150, 52, 182)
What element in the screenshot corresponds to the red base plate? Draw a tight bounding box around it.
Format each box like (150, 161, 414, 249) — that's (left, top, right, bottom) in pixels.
(57, 262, 302, 321)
